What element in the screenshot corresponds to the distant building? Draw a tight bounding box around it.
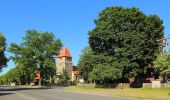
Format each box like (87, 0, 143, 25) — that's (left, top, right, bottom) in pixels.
(56, 47, 78, 82)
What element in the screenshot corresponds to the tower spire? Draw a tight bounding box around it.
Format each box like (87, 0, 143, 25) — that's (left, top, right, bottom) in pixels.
(58, 47, 72, 58)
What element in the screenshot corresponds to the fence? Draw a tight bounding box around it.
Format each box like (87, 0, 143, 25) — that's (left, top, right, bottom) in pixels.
(78, 83, 170, 88)
(143, 83, 170, 88)
(77, 83, 130, 88)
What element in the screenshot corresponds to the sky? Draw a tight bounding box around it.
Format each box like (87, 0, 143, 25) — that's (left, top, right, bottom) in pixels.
(0, 0, 170, 75)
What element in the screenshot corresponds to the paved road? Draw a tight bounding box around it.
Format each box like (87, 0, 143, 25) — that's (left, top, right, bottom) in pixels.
(0, 86, 136, 100)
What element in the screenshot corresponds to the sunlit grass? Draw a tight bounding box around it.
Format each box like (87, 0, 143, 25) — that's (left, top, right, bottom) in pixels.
(114, 88, 170, 100)
(65, 86, 170, 100)
(65, 85, 110, 90)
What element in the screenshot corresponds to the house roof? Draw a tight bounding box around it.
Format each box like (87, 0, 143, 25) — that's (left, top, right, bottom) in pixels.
(58, 47, 72, 58)
(73, 68, 78, 75)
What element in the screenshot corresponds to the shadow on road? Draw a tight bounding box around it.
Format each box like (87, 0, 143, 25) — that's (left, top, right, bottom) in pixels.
(0, 93, 15, 96)
(0, 86, 52, 96)
(0, 86, 52, 92)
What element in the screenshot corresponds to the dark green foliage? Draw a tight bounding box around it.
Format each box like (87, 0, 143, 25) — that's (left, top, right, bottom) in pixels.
(8, 30, 62, 85)
(88, 6, 164, 83)
(0, 33, 8, 72)
(78, 47, 124, 83)
(90, 57, 123, 83)
(78, 47, 93, 82)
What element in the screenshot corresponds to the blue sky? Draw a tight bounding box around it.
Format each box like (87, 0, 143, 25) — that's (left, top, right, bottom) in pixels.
(0, 0, 170, 75)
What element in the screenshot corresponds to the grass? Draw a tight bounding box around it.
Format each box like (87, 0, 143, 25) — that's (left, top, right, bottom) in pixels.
(65, 85, 112, 90)
(65, 86, 170, 100)
(115, 88, 170, 100)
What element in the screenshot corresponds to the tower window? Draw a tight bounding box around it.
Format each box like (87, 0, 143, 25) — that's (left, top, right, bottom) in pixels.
(67, 58, 71, 61)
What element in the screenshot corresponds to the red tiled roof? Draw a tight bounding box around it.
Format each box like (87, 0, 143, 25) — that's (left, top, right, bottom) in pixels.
(58, 47, 72, 57)
(73, 71, 78, 75)
(73, 68, 78, 75)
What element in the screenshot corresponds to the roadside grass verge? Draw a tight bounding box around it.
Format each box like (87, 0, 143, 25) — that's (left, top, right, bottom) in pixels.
(64, 85, 110, 91)
(65, 86, 170, 100)
(114, 88, 170, 100)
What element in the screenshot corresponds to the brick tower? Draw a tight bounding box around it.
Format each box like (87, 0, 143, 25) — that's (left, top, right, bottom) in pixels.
(56, 47, 73, 81)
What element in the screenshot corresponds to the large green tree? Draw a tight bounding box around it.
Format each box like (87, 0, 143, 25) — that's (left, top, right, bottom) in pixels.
(88, 7, 164, 82)
(0, 33, 8, 72)
(9, 30, 62, 85)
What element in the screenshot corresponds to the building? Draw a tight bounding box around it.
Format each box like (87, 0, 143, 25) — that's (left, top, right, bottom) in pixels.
(56, 47, 78, 82)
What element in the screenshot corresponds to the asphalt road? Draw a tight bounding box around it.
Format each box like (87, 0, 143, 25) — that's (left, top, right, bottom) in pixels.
(0, 86, 136, 100)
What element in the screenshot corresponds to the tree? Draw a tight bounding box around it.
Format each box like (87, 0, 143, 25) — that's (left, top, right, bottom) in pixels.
(9, 30, 62, 85)
(154, 53, 170, 81)
(78, 47, 93, 82)
(88, 7, 164, 82)
(15, 64, 35, 85)
(8, 45, 37, 85)
(0, 33, 8, 72)
(90, 55, 123, 83)
(60, 68, 70, 84)
(78, 47, 124, 83)
(0, 67, 18, 85)
(0, 64, 36, 85)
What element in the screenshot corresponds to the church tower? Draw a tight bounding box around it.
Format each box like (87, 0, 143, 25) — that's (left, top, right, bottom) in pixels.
(56, 47, 73, 81)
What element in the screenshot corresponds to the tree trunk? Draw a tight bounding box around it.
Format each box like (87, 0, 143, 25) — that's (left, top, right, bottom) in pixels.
(27, 69, 30, 85)
(39, 64, 44, 86)
(50, 76, 52, 84)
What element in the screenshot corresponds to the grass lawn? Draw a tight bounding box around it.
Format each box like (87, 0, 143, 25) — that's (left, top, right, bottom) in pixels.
(65, 86, 170, 100)
(115, 88, 170, 100)
(65, 85, 110, 90)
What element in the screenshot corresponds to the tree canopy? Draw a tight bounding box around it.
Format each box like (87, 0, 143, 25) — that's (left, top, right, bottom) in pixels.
(154, 53, 170, 77)
(87, 6, 164, 83)
(0, 67, 19, 85)
(78, 47, 94, 82)
(0, 33, 8, 72)
(9, 30, 62, 85)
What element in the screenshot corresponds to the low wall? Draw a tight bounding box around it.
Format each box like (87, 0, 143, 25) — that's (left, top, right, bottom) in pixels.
(143, 83, 170, 88)
(161, 83, 170, 88)
(77, 83, 95, 87)
(143, 83, 152, 88)
(117, 83, 130, 89)
(77, 83, 130, 88)
(78, 83, 170, 88)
